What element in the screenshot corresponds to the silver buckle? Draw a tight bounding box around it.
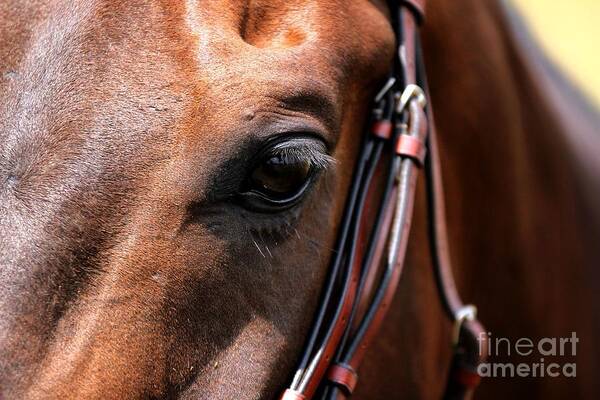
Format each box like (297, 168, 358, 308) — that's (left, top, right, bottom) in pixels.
(395, 84, 426, 114)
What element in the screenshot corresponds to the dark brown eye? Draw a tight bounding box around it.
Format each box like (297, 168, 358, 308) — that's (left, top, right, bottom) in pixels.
(238, 138, 331, 212)
(249, 154, 312, 200)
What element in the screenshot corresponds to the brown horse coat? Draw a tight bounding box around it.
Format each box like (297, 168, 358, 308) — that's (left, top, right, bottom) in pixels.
(0, 0, 598, 399)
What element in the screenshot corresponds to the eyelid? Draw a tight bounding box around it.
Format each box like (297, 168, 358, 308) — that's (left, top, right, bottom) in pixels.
(244, 176, 313, 206)
(252, 113, 336, 150)
(257, 136, 335, 172)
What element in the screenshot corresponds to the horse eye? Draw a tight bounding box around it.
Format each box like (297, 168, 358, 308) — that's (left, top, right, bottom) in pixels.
(238, 139, 329, 212)
(249, 154, 312, 200)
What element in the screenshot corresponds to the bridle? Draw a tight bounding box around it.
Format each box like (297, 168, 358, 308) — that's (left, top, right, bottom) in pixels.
(280, 1, 487, 399)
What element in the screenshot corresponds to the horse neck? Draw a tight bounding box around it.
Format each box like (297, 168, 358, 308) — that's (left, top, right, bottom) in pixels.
(422, 0, 600, 396)
(424, 0, 599, 289)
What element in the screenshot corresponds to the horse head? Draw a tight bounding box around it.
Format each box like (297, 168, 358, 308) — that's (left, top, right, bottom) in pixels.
(0, 1, 396, 398)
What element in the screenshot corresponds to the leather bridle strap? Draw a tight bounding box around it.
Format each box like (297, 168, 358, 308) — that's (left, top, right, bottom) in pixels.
(402, 0, 426, 21)
(408, 3, 488, 398)
(421, 51, 488, 400)
(280, 2, 486, 399)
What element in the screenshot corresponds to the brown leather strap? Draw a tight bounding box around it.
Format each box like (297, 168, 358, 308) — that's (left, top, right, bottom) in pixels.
(396, 105, 428, 164)
(401, 6, 418, 83)
(327, 364, 359, 395)
(307, 2, 430, 398)
(424, 70, 487, 400)
(280, 1, 486, 398)
(401, 0, 426, 23)
(372, 120, 393, 139)
(352, 188, 397, 330)
(396, 134, 425, 164)
(328, 1, 486, 397)
(301, 250, 362, 399)
(344, 97, 429, 379)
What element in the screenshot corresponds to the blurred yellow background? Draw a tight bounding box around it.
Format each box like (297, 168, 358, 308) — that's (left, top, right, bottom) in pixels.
(512, 0, 600, 107)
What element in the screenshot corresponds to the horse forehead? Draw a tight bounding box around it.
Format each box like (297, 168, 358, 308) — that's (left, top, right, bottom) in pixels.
(186, 0, 392, 72)
(0, 0, 391, 132)
(0, 0, 393, 182)
(178, 0, 395, 148)
(0, 0, 392, 247)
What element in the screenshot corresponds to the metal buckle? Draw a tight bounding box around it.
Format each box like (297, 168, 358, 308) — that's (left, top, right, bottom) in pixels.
(395, 84, 426, 114)
(375, 77, 397, 103)
(452, 305, 477, 347)
(372, 77, 397, 122)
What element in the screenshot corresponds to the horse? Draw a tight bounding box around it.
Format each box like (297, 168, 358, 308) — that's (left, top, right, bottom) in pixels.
(0, 0, 598, 399)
